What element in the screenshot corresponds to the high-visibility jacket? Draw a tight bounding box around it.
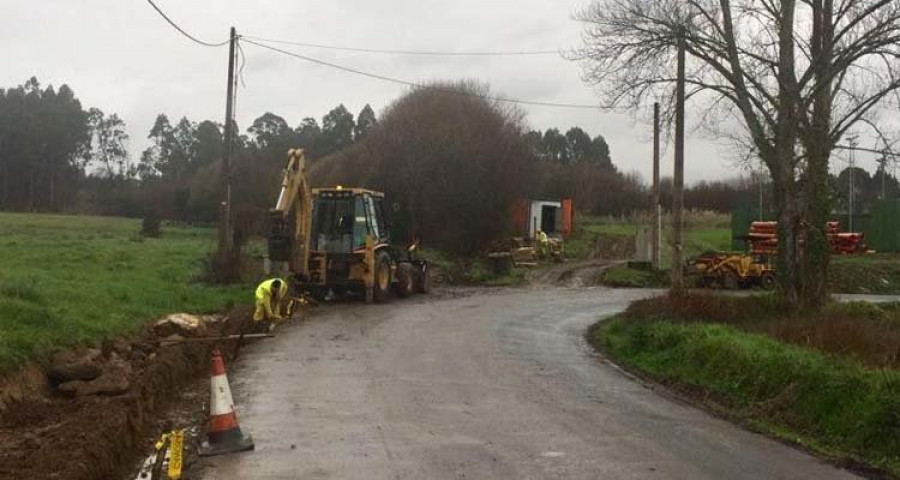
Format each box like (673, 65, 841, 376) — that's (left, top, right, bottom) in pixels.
(253, 278, 287, 322)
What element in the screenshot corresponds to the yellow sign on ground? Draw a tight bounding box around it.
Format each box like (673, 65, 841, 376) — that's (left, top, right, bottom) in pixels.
(167, 429, 184, 479)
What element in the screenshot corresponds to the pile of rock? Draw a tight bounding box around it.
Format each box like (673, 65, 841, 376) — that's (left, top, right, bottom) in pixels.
(47, 313, 224, 398)
(49, 348, 131, 398)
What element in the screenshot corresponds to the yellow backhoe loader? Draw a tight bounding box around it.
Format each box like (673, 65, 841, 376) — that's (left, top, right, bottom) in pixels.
(686, 251, 775, 290)
(267, 149, 429, 303)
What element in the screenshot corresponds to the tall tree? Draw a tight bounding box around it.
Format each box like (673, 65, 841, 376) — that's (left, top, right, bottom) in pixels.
(576, 0, 900, 309)
(541, 128, 569, 164)
(194, 120, 223, 168)
(87, 108, 130, 178)
(565, 127, 594, 165)
(248, 112, 292, 150)
(591, 135, 613, 170)
(321, 104, 355, 154)
(296, 117, 322, 157)
(354, 104, 377, 140)
(0, 78, 90, 211)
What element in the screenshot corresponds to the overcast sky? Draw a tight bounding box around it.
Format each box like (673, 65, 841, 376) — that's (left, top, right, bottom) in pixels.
(6, 0, 878, 183)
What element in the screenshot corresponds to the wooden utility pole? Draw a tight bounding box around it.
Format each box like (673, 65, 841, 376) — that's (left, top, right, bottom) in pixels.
(651, 102, 661, 270)
(671, 33, 686, 292)
(218, 27, 237, 262)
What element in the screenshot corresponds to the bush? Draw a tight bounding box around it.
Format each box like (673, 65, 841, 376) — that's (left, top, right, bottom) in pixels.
(140, 209, 161, 237)
(311, 81, 536, 255)
(623, 293, 900, 368)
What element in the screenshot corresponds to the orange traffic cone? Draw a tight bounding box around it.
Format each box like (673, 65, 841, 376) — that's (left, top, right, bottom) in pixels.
(199, 349, 254, 457)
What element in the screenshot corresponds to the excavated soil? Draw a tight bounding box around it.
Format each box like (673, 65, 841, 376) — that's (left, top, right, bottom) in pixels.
(0, 306, 254, 480)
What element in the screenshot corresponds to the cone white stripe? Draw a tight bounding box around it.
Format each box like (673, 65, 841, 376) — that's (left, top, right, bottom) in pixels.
(210, 374, 236, 416)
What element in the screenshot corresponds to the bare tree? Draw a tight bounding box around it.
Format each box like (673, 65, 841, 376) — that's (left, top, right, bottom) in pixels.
(575, 0, 900, 309)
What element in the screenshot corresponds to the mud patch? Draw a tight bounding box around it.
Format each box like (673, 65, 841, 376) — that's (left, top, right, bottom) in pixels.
(0, 306, 254, 480)
(528, 260, 622, 287)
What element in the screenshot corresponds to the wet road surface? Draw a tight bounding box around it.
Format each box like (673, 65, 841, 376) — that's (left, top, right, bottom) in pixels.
(201, 287, 860, 480)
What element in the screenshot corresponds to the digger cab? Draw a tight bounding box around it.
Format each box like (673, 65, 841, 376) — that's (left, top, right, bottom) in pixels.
(310, 187, 390, 254)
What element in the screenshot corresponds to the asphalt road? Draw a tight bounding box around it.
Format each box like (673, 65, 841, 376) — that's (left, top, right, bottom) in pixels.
(200, 287, 860, 480)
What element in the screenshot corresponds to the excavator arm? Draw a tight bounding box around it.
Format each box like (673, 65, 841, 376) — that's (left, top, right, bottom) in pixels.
(268, 149, 313, 280)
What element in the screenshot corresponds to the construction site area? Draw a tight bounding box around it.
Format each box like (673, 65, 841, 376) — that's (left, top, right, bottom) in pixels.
(5, 1, 900, 479)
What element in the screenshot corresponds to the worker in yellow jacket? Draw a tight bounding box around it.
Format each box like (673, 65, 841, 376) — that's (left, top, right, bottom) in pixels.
(253, 278, 288, 324)
(536, 230, 550, 258)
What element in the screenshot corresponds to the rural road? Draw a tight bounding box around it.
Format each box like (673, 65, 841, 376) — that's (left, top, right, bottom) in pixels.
(200, 287, 861, 480)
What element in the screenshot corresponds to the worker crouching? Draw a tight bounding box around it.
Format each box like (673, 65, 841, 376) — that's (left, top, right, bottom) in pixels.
(253, 278, 287, 333)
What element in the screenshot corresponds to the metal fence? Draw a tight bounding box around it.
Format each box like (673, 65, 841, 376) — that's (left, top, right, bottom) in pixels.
(732, 199, 900, 253)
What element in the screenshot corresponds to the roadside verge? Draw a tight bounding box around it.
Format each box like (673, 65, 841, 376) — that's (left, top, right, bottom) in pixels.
(0, 307, 255, 480)
(587, 294, 900, 478)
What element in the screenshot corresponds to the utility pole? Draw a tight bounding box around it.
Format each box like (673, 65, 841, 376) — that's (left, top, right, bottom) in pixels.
(651, 102, 661, 270)
(878, 139, 886, 199)
(848, 134, 857, 232)
(671, 32, 686, 292)
(758, 161, 764, 220)
(217, 27, 237, 264)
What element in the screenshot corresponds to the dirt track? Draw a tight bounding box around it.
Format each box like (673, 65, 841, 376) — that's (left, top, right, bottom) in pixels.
(199, 287, 860, 480)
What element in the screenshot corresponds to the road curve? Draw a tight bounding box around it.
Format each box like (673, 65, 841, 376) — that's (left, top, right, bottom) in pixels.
(201, 287, 859, 480)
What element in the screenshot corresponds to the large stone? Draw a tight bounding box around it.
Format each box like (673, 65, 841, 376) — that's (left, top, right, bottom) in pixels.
(57, 359, 131, 397)
(48, 361, 102, 383)
(48, 348, 104, 383)
(153, 313, 209, 338)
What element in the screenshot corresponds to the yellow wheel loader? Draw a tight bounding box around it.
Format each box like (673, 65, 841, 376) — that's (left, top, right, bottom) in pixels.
(267, 149, 429, 303)
(686, 252, 775, 290)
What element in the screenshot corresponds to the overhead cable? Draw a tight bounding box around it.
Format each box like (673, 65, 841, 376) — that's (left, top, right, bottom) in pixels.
(241, 38, 598, 110)
(144, 0, 230, 47)
(241, 35, 560, 56)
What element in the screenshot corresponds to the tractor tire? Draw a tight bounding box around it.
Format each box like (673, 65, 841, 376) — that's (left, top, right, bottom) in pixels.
(414, 263, 431, 294)
(394, 263, 415, 298)
(760, 272, 776, 290)
(721, 271, 740, 290)
(373, 250, 393, 302)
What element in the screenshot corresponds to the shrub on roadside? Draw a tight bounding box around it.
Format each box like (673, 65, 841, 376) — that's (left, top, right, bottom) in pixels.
(622, 293, 900, 368)
(594, 318, 900, 474)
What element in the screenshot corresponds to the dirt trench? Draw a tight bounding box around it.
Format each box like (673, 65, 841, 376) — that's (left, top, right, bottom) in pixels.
(0, 307, 254, 480)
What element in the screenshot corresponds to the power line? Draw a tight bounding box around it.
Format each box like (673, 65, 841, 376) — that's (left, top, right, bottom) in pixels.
(241, 34, 560, 57)
(240, 38, 599, 110)
(144, 0, 229, 47)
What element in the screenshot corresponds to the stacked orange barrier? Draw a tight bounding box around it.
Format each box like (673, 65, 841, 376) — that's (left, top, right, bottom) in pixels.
(748, 222, 778, 255)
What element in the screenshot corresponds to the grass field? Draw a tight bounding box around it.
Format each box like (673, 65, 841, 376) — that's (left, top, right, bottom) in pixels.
(569, 214, 900, 293)
(567, 214, 732, 267)
(0, 213, 252, 373)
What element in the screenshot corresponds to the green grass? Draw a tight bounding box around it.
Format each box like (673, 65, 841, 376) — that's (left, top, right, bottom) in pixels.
(567, 215, 731, 267)
(592, 316, 900, 476)
(0, 212, 251, 373)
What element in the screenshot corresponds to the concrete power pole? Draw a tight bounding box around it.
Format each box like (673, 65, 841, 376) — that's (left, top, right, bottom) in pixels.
(651, 102, 661, 270)
(848, 134, 857, 232)
(217, 27, 237, 264)
(671, 34, 686, 292)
